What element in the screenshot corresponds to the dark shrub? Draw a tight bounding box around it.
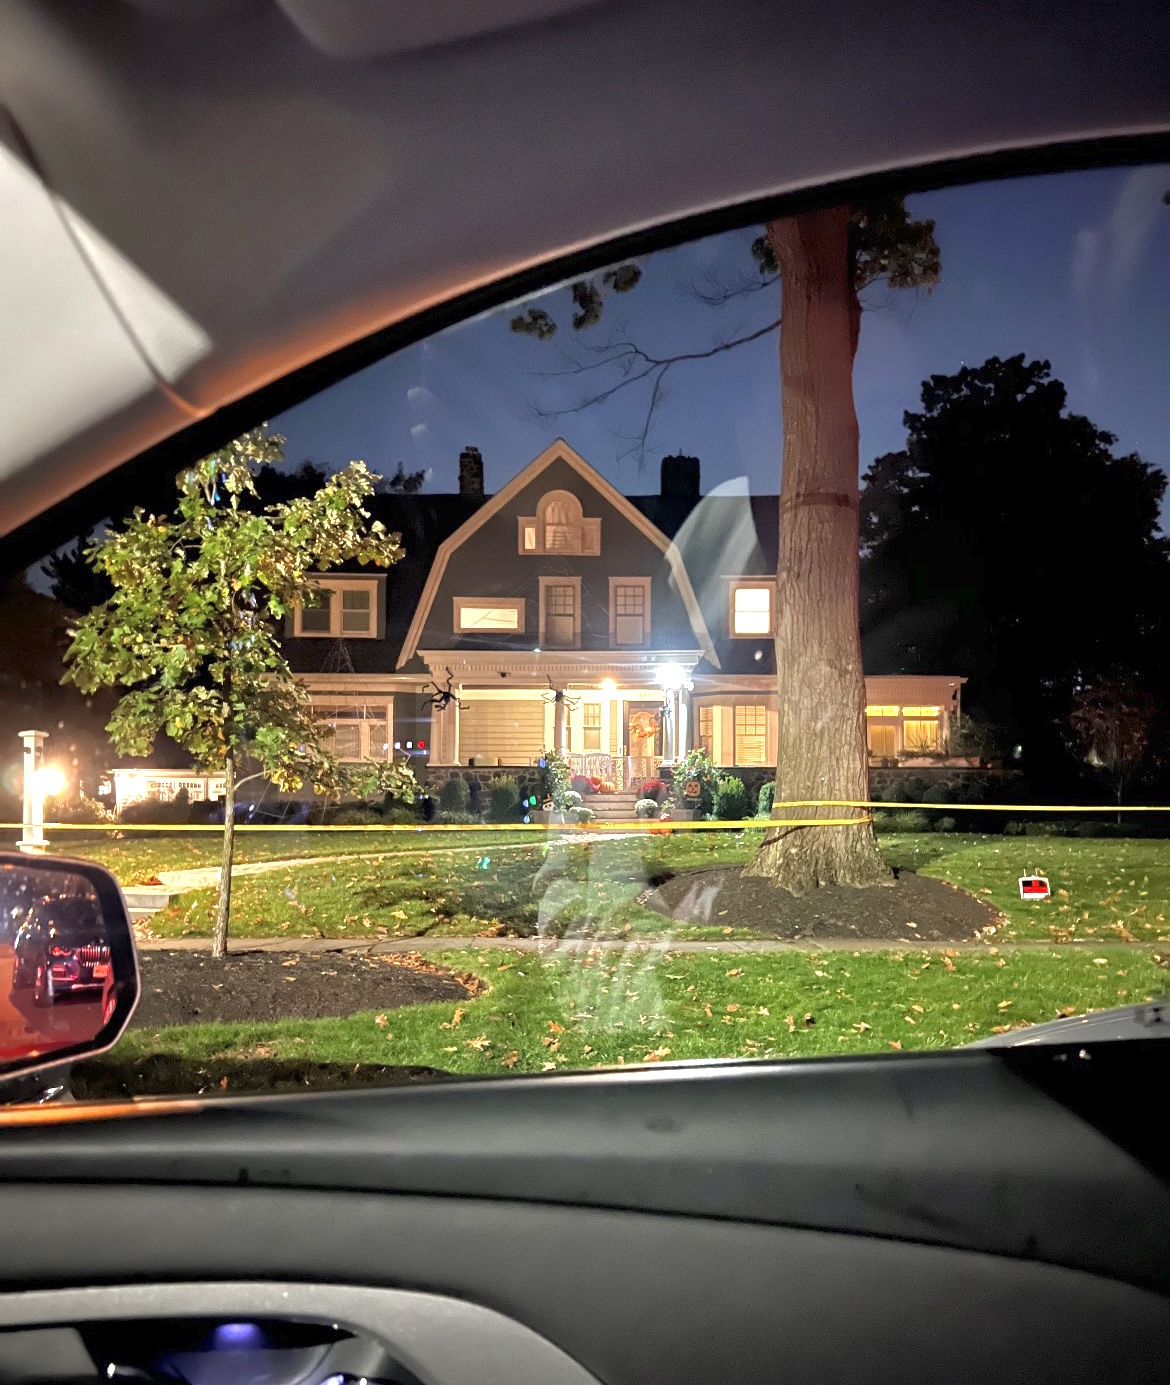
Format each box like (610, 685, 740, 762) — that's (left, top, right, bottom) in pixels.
(490, 776, 520, 822)
(439, 777, 471, 814)
(934, 814, 958, 832)
(121, 795, 189, 825)
(713, 775, 750, 821)
(757, 781, 776, 817)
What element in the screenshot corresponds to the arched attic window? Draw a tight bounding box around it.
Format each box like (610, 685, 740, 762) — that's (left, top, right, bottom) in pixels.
(518, 490, 601, 555)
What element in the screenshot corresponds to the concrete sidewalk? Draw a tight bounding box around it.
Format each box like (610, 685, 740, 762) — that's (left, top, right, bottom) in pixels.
(135, 934, 1135, 956)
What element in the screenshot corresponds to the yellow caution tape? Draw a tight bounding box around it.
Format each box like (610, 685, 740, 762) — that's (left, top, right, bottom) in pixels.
(0, 799, 1164, 837)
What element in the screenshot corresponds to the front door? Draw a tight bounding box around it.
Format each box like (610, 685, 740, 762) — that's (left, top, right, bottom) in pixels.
(625, 702, 663, 780)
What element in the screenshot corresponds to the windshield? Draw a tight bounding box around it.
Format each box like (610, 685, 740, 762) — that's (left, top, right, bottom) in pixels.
(5, 162, 1170, 1098)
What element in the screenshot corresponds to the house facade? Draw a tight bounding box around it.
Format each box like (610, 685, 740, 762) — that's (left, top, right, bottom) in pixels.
(285, 441, 965, 788)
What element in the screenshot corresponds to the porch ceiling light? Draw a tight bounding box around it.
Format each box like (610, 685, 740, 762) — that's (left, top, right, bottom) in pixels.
(601, 678, 617, 692)
(657, 664, 687, 691)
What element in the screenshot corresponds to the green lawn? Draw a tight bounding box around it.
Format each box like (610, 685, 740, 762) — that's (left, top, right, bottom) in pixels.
(142, 828, 1170, 947)
(884, 833, 1170, 944)
(98, 943, 1168, 1087)
(147, 829, 764, 941)
(31, 826, 542, 884)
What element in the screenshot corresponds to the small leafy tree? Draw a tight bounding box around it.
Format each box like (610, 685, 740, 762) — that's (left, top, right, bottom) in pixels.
(63, 427, 404, 957)
(1069, 677, 1162, 812)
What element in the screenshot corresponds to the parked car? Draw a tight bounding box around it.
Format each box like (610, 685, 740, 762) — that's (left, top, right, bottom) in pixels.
(11, 897, 111, 1008)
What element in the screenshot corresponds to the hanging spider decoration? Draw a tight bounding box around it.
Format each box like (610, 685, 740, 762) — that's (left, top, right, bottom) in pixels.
(425, 668, 466, 713)
(541, 676, 580, 711)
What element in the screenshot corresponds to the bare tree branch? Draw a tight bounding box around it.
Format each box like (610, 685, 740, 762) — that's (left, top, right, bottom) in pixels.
(685, 268, 778, 307)
(530, 316, 782, 461)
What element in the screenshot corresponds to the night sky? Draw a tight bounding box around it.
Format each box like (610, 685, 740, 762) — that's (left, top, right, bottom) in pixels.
(274, 164, 1170, 511)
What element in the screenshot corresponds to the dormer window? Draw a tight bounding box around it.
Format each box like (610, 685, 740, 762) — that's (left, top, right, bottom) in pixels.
(518, 490, 601, 555)
(294, 576, 380, 638)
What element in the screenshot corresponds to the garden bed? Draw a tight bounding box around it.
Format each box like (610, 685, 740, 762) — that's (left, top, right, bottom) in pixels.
(639, 866, 1002, 942)
(127, 949, 479, 1029)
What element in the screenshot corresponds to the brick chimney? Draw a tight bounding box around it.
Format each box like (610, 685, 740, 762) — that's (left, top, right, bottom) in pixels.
(458, 446, 484, 499)
(660, 454, 700, 503)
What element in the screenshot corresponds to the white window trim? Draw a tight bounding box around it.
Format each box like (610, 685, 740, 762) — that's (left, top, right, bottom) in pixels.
(453, 596, 526, 634)
(729, 578, 775, 638)
(608, 576, 651, 647)
(538, 575, 582, 649)
(294, 576, 380, 639)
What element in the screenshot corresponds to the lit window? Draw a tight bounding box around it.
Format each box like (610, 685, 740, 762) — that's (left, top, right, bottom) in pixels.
(865, 705, 900, 717)
(455, 599, 524, 632)
(519, 491, 600, 554)
(583, 702, 601, 751)
(903, 720, 940, 751)
(611, 578, 650, 645)
(901, 705, 941, 717)
(868, 723, 897, 757)
(313, 701, 391, 761)
(734, 704, 768, 765)
(731, 582, 774, 636)
(698, 705, 714, 757)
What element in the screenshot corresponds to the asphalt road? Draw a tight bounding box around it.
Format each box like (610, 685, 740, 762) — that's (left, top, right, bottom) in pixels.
(0, 945, 103, 1063)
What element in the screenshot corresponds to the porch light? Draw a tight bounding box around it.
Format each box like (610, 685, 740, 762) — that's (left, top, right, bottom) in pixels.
(657, 664, 687, 692)
(601, 678, 616, 692)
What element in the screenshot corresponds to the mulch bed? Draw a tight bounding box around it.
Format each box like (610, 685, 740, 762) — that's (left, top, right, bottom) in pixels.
(640, 866, 1002, 942)
(128, 949, 477, 1030)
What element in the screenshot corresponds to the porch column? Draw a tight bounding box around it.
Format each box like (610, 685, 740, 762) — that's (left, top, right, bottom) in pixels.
(433, 692, 461, 765)
(678, 690, 691, 756)
(661, 690, 678, 764)
(553, 694, 568, 754)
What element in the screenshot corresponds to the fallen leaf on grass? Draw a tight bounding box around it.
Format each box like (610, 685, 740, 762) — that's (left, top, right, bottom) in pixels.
(547, 1020, 565, 1034)
(643, 1047, 671, 1062)
(465, 1034, 491, 1051)
(888, 1040, 902, 1050)
(785, 1015, 796, 1033)
(374, 1014, 388, 1027)
(391, 909, 408, 920)
(500, 1051, 520, 1068)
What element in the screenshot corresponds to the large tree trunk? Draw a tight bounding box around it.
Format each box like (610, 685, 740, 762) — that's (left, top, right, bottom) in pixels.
(744, 207, 890, 892)
(210, 750, 236, 958)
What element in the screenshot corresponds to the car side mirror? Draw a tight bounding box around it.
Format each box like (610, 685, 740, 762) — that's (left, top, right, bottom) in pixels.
(0, 852, 139, 1086)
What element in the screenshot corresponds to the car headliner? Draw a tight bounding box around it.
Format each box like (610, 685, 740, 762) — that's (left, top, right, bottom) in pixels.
(1, 0, 1169, 549)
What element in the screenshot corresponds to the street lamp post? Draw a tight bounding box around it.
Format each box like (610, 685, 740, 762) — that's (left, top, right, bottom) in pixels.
(18, 729, 48, 854)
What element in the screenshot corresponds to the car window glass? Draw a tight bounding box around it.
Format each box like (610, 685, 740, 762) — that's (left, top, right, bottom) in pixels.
(5, 161, 1170, 1097)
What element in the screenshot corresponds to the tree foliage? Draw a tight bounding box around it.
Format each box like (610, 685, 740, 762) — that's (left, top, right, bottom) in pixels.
(860, 355, 1170, 779)
(1069, 676, 1162, 805)
(63, 427, 405, 953)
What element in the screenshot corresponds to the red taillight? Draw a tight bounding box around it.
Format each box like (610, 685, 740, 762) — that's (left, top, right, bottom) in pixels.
(49, 944, 71, 958)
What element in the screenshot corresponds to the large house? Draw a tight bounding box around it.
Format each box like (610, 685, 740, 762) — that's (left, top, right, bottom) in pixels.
(283, 441, 965, 789)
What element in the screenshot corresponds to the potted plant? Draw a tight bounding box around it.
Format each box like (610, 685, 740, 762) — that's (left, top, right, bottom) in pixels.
(670, 748, 719, 819)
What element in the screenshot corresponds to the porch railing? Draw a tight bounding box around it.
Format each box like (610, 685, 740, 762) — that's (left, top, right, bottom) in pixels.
(564, 753, 659, 790)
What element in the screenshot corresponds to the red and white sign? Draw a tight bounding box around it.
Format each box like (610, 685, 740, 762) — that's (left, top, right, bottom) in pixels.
(1018, 876, 1051, 901)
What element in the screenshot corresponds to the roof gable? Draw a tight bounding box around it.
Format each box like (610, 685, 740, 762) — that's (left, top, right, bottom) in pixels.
(397, 440, 718, 668)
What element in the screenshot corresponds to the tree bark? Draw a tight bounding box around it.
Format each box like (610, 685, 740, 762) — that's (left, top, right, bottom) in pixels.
(744, 207, 891, 892)
(210, 750, 236, 958)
